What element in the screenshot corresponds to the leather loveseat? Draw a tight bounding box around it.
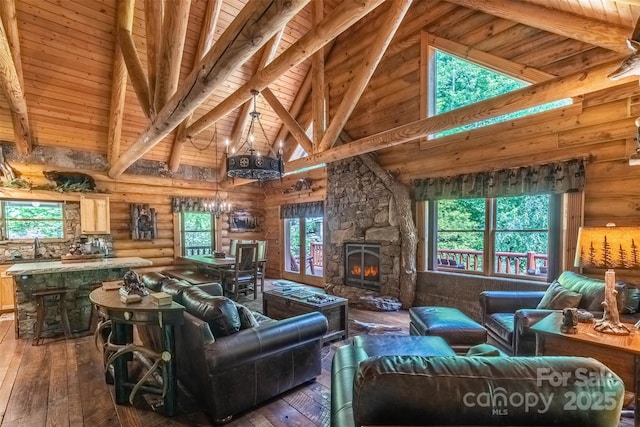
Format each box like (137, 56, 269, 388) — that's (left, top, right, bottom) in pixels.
(140, 272, 328, 424)
(479, 271, 639, 355)
(331, 335, 624, 427)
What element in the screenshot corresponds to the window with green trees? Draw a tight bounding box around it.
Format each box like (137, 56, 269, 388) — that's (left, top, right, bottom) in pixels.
(182, 212, 214, 255)
(3, 201, 64, 239)
(436, 195, 552, 278)
(432, 50, 571, 137)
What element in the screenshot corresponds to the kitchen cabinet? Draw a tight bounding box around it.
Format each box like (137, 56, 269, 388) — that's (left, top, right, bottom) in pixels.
(80, 195, 110, 234)
(0, 267, 15, 312)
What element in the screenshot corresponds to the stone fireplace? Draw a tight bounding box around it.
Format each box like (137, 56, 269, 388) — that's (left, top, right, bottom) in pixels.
(324, 157, 401, 304)
(344, 243, 381, 290)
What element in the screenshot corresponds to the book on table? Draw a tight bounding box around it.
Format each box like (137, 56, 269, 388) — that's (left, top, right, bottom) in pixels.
(150, 292, 172, 306)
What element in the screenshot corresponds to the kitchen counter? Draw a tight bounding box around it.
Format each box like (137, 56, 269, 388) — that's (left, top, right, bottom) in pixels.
(10, 256, 153, 339)
(6, 257, 152, 276)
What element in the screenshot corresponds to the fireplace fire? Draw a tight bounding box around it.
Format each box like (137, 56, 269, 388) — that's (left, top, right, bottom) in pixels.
(345, 243, 381, 289)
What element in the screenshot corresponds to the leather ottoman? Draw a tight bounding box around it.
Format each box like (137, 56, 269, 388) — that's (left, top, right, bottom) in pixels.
(409, 306, 487, 353)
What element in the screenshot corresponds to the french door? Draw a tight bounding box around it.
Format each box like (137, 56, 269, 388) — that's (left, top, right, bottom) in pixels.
(283, 216, 323, 286)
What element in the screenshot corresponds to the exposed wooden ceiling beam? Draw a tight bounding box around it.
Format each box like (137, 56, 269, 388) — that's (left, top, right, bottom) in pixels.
(107, 0, 134, 163)
(145, 0, 163, 112)
(272, 40, 335, 155)
(287, 59, 636, 172)
(218, 30, 284, 181)
(108, 0, 311, 179)
(117, 0, 151, 119)
(169, 0, 222, 172)
(426, 33, 557, 82)
(445, 0, 632, 54)
(184, 0, 387, 139)
(228, 30, 284, 149)
(319, 0, 412, 152)
(262, 87, 313, 153)
(311, 0, 325, 152)
(154, 0, 191, 112)
(0, 7, 31, 156)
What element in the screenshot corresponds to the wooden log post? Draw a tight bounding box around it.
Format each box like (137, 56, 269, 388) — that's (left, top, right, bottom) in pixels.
(357, 150, 417, 309)
(108, 0, 311, 179)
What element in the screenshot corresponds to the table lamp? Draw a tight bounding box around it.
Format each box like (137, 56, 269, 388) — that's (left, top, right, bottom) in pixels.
(574, 224, 640, 335)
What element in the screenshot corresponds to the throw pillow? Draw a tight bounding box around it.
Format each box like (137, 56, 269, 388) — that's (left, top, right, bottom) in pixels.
(622, 287, 640, 314)
(536, 280, 582, 310)
(236, 304, 260, 329)
(181, 288, 241, 338)
(466, 343, 504, 357)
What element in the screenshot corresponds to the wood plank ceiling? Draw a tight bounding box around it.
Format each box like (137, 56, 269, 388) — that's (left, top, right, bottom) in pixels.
(0, 0, 638, 184)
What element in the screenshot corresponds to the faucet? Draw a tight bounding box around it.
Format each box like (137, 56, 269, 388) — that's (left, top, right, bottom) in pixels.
(34, 237, 43, 258)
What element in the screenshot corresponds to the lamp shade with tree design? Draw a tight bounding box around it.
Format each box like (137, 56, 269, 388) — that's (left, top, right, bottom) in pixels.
(574, 224, 640, 335)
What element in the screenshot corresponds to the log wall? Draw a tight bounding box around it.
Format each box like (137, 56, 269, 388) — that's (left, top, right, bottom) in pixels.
(1, 163, 266, 273)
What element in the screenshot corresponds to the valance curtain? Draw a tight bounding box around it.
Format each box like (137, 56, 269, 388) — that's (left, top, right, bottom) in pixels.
(413, 159, 585, 200)
(280, 201, 324, 218)
(171, 197, 210, 213)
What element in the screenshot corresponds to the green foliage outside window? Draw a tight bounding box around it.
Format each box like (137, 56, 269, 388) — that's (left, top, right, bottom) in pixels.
(437, 195, 550, 276)
(4, 201, 64, 239)
(183, 212, 213, 255)
(433, 50, 571, 137)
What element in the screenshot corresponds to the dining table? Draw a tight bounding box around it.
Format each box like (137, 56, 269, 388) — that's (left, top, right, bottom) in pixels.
(177, 254, 267, 291)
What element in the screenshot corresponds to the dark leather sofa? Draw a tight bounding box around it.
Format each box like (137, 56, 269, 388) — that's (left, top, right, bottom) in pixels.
(331, 335, 625, 427)
(140, 272, 328, 424)
(479, 271, 638, 355)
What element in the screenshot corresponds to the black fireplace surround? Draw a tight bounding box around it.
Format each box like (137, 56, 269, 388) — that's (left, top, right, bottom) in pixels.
(344, 243, 381, 290)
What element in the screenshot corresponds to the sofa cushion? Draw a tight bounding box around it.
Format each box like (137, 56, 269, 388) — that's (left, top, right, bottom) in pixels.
(622, 287, 640, 314)
(140, 272, 168, 292)
(536, 280, 582, 310)
(236, 304, 259, 329)
(182, 287, 240, 338)
(484, 313, 514, 344)
(159, 279, 193, 305)
(556, 271, 607, 311)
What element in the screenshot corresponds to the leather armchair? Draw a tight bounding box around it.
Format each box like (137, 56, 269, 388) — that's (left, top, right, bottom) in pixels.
(479, 271, 631, 355)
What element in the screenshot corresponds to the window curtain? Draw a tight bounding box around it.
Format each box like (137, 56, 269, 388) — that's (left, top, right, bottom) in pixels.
(413, 159, 585, 200)
(171, 197, 210, 213)
(280, 201, 324, 218)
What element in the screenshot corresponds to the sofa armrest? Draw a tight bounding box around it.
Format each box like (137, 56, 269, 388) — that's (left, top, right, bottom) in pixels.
(204, 312, 328, 372)
(513, 309, 555, 355)
(479, 291, 545, 319)
(514, 309, 555, 332)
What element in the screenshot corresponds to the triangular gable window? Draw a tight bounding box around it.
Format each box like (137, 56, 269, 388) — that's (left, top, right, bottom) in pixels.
(431, 50, 571, 137)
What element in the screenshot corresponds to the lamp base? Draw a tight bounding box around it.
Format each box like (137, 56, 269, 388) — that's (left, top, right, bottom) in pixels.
(593, 270, 630, 336)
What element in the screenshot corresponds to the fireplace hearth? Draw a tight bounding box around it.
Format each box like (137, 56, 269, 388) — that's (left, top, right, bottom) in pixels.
(345, 243, 381, 290)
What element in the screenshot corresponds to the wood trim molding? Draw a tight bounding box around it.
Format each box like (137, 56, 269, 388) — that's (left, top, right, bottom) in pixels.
(445, 0, 632, 54)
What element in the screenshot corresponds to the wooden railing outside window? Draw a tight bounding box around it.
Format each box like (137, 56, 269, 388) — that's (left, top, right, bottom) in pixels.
(438, 249, 548, 276)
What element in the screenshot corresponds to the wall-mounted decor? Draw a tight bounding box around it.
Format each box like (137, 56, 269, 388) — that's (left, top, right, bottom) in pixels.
(131, 203, 157, 240)
(230, 210, 260, 232)
(283, 177, 313, 194)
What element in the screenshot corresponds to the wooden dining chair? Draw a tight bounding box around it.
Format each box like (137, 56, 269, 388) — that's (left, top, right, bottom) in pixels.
(255, 240, 267, 293)
(222, 243, 259, 300)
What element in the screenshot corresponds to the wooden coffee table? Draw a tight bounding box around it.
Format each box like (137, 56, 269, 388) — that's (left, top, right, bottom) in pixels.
(532, 312, 640, 426)
(263, 286, 348, 343)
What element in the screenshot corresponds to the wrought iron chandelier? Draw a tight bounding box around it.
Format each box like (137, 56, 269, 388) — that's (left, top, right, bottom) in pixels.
(204, 125, 231, 217)
(226, 90, 284, 181)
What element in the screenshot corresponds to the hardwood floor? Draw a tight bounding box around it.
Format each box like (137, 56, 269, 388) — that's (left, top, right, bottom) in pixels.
(0, 280, 632, 426)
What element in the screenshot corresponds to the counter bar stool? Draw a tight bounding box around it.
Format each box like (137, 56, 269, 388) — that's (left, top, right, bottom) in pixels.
(32, 288, 72, 346)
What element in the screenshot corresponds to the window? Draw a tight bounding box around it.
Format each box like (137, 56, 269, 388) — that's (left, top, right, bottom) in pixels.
(430, 50, 571, 137)
(434, 194, 554, 279)
(437, 199, 485, 270)
(3, 201, 64, 239)
(181, 212, 215, 256)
